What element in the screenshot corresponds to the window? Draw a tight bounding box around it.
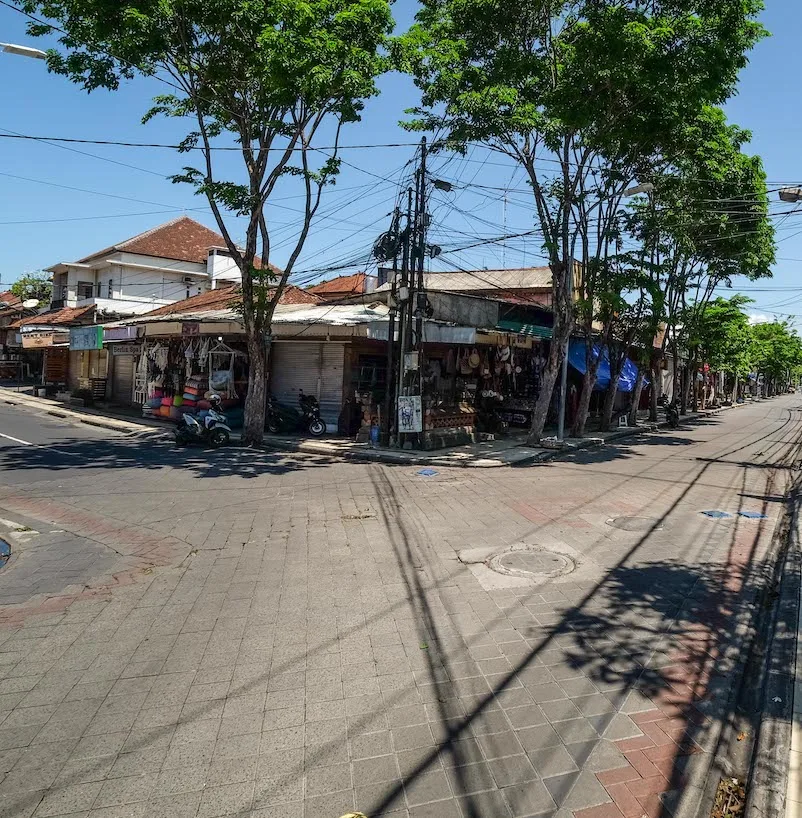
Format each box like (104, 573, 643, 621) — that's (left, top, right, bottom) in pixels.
(108, 280, 113, 299)
(77, 281, 94, 300)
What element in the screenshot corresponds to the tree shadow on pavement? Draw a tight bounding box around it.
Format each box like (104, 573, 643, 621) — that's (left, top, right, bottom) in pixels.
(0, 435, 339, 479)
(359, 449, 782, 817)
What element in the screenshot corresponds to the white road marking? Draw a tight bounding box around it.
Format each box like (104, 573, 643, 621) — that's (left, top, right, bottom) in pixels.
(0, 432, 32, 445)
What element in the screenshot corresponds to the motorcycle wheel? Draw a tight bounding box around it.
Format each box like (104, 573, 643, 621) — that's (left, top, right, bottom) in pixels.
(308, 418, 326, 437)
(266, 419, 281, 434)
(209, 429, 229, 448)
(174, 431, 188, 447)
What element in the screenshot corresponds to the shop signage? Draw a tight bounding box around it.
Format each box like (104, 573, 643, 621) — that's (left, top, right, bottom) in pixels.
(398, 395, 423, 433)
(22, 332, 54, 349)
(182, 322, 200, 336)
(111, 344, 139, 356)
(104, 326, 139, 341)
(70, 325, 103, 351)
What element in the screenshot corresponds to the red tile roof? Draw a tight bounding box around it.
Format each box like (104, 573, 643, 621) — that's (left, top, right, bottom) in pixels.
(77, 216, 283, 273)
(0, 291, 22, 308)
(308, 272, 367, 296)
(141, 283, 321, 318)
(7, 304, 95, 330)
(278, 285, 323, 305)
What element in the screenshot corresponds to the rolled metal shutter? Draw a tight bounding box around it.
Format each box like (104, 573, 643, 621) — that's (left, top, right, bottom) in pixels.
(111, 354, 134, 405)
(269, 342, 345, 430)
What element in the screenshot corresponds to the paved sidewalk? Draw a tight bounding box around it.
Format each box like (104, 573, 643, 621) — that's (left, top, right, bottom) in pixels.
(0, 395, 795, 818)
(1, 385, 730, 468)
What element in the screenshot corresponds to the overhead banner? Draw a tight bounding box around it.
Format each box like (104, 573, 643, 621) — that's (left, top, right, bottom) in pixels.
(70, 326, 103, 351)
(22, 333, 55, 349)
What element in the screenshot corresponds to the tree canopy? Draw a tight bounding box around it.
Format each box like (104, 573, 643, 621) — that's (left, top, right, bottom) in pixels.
(10, 271, 52, 303)
(21, 0, 394, 444)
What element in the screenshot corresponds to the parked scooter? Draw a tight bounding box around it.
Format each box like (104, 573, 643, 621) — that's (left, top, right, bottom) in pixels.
(175, 394, 232, 447)
(266, 390, 327, 437)
(665, 400, 680, 429)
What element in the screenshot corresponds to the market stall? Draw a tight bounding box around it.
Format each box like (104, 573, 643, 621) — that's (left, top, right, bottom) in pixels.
(137, 335, 248, 428)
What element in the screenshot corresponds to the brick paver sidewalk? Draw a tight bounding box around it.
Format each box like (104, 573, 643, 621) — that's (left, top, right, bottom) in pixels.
(0, 396, 796, 817)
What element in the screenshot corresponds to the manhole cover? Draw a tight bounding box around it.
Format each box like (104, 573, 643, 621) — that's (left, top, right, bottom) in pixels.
(488, 545, 575, 579)
(606, 516, 664, 532)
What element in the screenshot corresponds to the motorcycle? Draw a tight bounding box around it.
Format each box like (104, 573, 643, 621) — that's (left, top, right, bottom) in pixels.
(266, 390, 327, 437)
(174, 405, 231, 448)
(665, 400, 680, 429)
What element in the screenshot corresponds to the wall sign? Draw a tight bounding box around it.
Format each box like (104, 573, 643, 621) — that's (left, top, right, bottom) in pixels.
(398, 395, 423, 433)
(182, 322, 200, 336)
(111, 344, 139, 356)
(22, 333, 55, 349)
(70, 325, 103, 351)
(104, 326, 139, 341)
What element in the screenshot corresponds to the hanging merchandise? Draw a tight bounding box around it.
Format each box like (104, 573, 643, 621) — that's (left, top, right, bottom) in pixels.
(207, 339, 245, 399)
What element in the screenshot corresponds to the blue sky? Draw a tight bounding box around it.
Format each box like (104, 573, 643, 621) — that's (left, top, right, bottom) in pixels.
(0, 1, 800, 322)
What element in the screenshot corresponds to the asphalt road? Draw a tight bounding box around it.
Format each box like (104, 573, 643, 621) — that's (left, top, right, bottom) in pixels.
(0, 396, 798, 818)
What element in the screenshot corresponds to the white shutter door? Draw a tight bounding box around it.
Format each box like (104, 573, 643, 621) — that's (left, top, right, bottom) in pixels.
(111, 355, 134, 405)
(269, 342, 345, 431)
(318, 344, 345, 429)
(270, 343, 323, 410)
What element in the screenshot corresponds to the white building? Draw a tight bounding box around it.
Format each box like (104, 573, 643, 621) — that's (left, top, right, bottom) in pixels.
(46, 216, 247, 316)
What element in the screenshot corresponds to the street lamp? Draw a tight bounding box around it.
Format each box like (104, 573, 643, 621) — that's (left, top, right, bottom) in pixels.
(0, 43, 47, 60)
(779, 187, 802, 204)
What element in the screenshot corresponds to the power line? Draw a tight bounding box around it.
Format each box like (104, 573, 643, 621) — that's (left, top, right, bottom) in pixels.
(0, 132, 423, 152)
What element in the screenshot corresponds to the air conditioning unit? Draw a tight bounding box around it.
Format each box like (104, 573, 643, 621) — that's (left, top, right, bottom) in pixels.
(183, 276, 193, 284)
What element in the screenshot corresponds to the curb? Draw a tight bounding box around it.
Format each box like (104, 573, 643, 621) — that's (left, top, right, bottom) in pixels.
(0, 389, 164, 436)
(744, 490, 802, 817)
(665, 483, 794, 818)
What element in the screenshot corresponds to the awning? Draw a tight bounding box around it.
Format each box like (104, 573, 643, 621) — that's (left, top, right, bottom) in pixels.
(568, 340, 643, 392)
(496, 319, 553, 339)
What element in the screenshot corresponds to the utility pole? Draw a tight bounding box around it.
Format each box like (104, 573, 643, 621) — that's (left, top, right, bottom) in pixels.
(396, 187, 413, 448)
(382, 214, 400, 446)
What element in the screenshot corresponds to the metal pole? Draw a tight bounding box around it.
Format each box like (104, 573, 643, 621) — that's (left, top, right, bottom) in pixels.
(557, 337, 569, 439)
(395, 188, 413, 447)
(383, 231, 399, 446)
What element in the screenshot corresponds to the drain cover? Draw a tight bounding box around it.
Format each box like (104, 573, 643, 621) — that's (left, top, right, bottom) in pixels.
(606, 516, 664, 531)
(488, 546, 575, 579)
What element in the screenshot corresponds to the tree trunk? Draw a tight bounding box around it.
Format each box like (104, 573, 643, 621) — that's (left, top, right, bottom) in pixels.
(732, 374, 738, 404)
(649, 360, 659, 422)
(601, 380, 617, 431)
(242, 332, 267, 446)
(527, 320, 566, 442)
(629, 370, 646, 427)
(571, 369, 595, 438)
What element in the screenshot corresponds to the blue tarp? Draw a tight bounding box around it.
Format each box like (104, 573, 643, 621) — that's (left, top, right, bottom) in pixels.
(568, 340, 642, 392)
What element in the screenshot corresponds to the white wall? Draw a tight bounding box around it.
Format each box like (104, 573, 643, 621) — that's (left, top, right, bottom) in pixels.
(207, 250, 243, 288)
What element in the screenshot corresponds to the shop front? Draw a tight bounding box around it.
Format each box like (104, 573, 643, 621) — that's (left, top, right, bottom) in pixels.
(416, 330, 549, 439)
(69, 326, 108, 400)
(269, 341, 346, 430)
(135, 324, 248, 428)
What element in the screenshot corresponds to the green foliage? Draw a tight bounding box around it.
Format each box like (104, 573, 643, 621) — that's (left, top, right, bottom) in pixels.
(750, 320, 802, 381)
(10, 271, 52, 303)
(20, 0, 393, 445)
(689, 295, 754, 377)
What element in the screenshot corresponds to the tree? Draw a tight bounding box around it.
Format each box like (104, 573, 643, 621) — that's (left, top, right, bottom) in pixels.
(622, 106, 774, 413)
(750, 321, 802, 396)
(395, 0, 766, 441)
(22, 0, 393, 445)
(10, 271, 52, 303)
